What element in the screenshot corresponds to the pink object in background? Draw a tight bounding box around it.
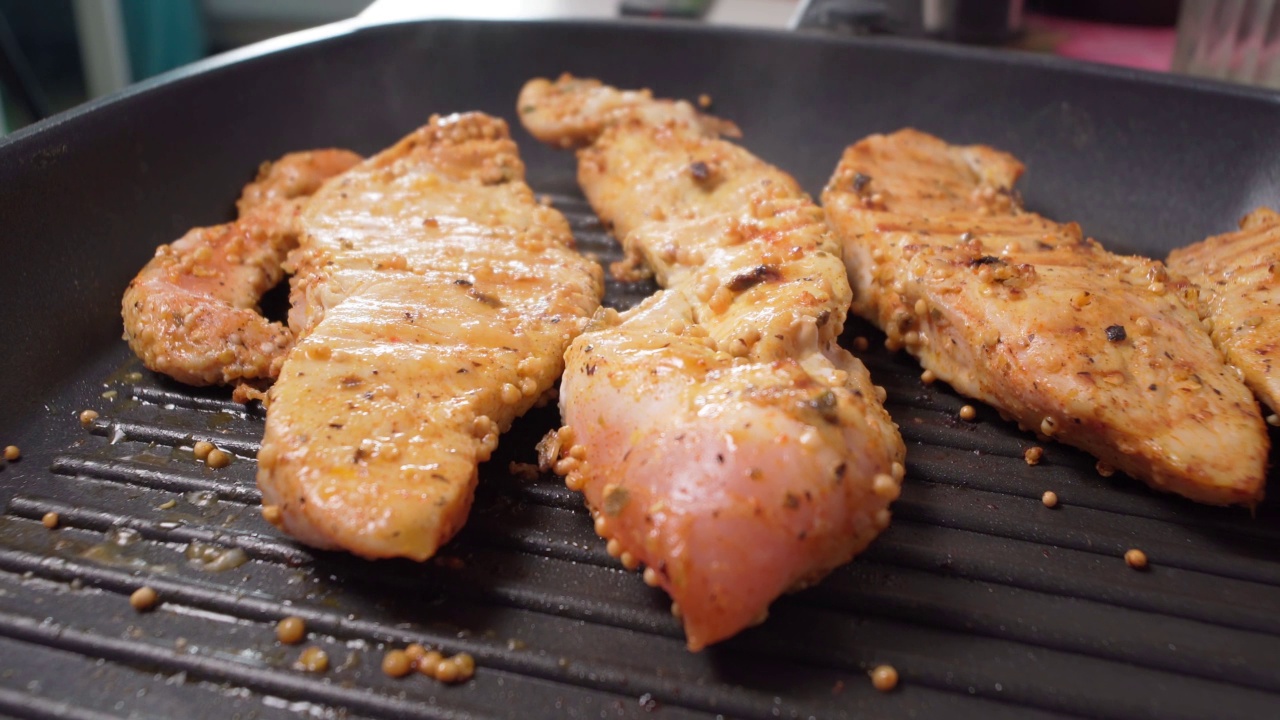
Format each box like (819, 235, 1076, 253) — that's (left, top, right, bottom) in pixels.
(1027, 13, 1177, 72)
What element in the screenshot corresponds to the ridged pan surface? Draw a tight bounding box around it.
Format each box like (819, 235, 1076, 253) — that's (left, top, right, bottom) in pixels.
(1, 20, 1279, 720)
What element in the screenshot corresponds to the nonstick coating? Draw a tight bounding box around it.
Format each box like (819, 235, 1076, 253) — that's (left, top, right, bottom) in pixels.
(0, 19, 1278, 720)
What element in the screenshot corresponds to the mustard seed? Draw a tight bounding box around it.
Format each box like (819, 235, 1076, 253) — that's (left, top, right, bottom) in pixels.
(871, 664, 899, 692)
(296, 646, 329, 673)
(959, 405, 977, 421)
(452, 653, 476, 681)
(417, 650, 444, 677)
(434, 658, 460, 684)
(1041, 491, 1058, 508)
(3, 446, 19, 461)
(276, 616, 306, 644)
(404, 643, 426, 664)
(1040, 416, 1058, 436)
(382, 649, 413, 678)
(262, 504, 283, 525)
(1125, 548, 1148, 569)
(205, 448, 232, 469)
(192, 441, 215, 461)
(79, 409, 99, 426)
(41, 512, 59, 529)
(130, 586, 158, 612)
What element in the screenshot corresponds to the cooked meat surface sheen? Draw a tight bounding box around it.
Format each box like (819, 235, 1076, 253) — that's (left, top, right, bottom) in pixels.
(1169, 208, 1280, 415)
(257, 113, 604, 560)
(823, 128, 1267, 506)
(521, 76, 905, 650)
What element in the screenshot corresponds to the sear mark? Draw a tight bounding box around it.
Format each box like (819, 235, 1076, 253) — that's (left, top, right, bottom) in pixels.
(727, 264, 783, 293)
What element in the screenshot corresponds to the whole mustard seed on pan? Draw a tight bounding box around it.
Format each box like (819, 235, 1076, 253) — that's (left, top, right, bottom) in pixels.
(959, 405, 977, 421)
(1125, 548, 1149, 570)
(382, 649, 413, 678)
(871, 664, 899, 692)
(41, 512, 59, 529)
(295, 646, 329, 673)
(434, 658, 460, 684)
(452, 653, 476, 681)
(1041, 491, 1058, 508)
(3, 445, 20, 461)
(205, 448, 232, 469)
(276, 616, 306, 644)
(130, 586, 158, 612)
(404, 643, 426, 664)
(192, 440, 215, 461)
(79, 409, 99, 426)
(416, 650, 444, 677)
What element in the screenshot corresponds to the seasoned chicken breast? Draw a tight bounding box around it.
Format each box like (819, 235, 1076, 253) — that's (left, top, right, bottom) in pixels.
(257, 113, 604, 560)
(1168, 208, 1280, 416)
(520, 76, 905, 650)
(122, 150, 361, 386)
(823, 129, 1267, 506)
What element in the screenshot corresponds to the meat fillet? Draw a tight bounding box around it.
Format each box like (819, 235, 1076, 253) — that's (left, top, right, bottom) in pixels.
(257, 113, 604, 560)
(822, 129, 1267, 506)
(122, 150, 360, 386)
(1168, 208, 1280, 415)
(520, 76, 906, 650)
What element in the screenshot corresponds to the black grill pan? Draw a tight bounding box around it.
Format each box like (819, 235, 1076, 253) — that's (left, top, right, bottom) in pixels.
(2, 19, 1280, 720)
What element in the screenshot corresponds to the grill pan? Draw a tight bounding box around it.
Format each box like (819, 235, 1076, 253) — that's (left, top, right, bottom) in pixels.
(2, 19, 1280, 719)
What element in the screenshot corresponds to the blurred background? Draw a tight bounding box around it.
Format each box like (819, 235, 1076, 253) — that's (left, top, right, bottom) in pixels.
(0, 0, 373, 134)
(2, 0, 1274, 137)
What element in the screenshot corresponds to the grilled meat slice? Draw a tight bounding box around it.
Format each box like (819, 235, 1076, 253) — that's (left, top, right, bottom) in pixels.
(823, 128, 1267, 506)
(122, 150, 361, 386)
(1169, 208, 1280, 415)
(521, 75, 905, 650)
(257, 113, 604, 560)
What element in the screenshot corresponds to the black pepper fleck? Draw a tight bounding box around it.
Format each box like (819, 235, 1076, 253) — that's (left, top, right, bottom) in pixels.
(1106, 325, 1127, 342)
